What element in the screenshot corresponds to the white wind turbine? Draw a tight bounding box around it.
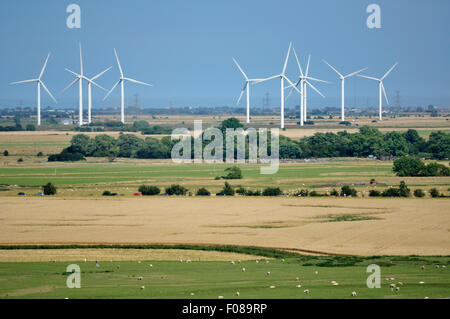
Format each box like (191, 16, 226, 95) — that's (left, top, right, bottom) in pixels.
(103, 48, 153, 124)
(358, 62, 398, 121)
(287, 49, 329, 126)
(255, 42, 301, 129)
(64, 67, 111, 124)
(322, 60, 367, 121)
(232, 58, 267, 124)
(10, 53, 57, 126)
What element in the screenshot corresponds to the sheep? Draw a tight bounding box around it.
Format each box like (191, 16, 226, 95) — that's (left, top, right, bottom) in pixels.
(421, 265, 425, 270)
(140, 286, 145, 290)
(296, 277, 300, 281)
(117, 265, 120, 269)
(296, 284, 302, 288)
(230, 261, 235, 265)
(138, 261, 141, 264)
(266, 271, 271, 276)
(419, 281, 425, 284)
(282, 259, 285, 262)
(149, 264, 153, 268)
(436, 265, 439, 269)
(242, 267, 246, 272)
(236, 291, 240, 296)
(179, 259, 183, 263)
(397, 282, 403, 286)
(269, 285, 276, 289)
(255, 260, 259, 264)
(442, 265, 446, 269)
(389, 283, 396, 289)
(84, 258, 87, 263)
(265, 260, 270, 264)
(138, 276, 143, 281)
(190, 292, 195, 296)
(186, 259, 192, 263)
(333, 282, 339, 286)
(314, 271, 318, 275)
(351, 291, 357, 297)
(238, 260, 241, 264)
(303, 289, 309, 294)
(395, 287, 400, 292)
(218, 296, 224, 299)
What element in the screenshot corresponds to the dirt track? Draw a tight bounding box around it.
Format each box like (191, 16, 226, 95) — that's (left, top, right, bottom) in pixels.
(0, 197, 449, 256)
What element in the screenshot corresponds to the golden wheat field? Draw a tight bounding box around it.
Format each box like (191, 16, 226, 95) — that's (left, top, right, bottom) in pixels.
(0, 196, 449, 256)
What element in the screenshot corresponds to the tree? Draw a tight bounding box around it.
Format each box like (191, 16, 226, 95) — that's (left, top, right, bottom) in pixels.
(26, 124, 36, 131)
(222, 166, 243, 179)
(117, 134, 144, 157)
(425, 131, 450, 160)
(393, 157, 425, 176)
(398, 181, 410, 197)
(71, 134, 90, 155)
(37, 152, 44, 157)
(429, 188, 440, 198)
(139, 185, 161, 196)
(413, 189, 425, 198)
(340, 185, 357, 197)
(221, 182, 235, 196)
(42, 182, 57, 195)
(220, 117, 243, 133)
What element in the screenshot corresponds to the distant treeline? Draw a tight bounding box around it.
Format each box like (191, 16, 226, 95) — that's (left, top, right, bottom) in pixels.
(48, 119, 450, 161)
(74, 120, 172, 134)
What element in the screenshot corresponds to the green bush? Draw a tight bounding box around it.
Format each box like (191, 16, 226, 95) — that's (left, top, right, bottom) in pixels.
(214, 176, 221, 180)
(262, 187, 282, 196)
(37, 151, 44, 157)
(369, 190, 381, 197)
(393, 157, 425, 176)
(196, 187, 211, 196)
(3, 150, 8, 156)
(165, 184, 188, 196)
(221, 182, 235, 196)
(17, 158, 23, 163)
(330, 189, 339, 196)
(340, 185, 357, 197)
(222, 166, 243, 179)
(429, 188, 440, 198)
(382, 187, 400, 197)
(245, 189, 261, 196)
(236, 187, 246, 195)
(139, 185, 161, 196)
(102, 190, 112, 196)
(398, 181, 410, 197)
(42, 182, 57, 195)
(413, 189, 425, 198)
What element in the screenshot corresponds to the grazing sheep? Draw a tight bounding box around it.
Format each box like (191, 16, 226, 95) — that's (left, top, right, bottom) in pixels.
(179, 259, 183, 263)
(421, 265, 425, 270)
(296, 284, 302, 288)
(236, 292, 240, 296)
(397, 282, 403, 286)
(436, 265, 439, 269)
(140, 286, 145, 290)
(390, 277, 395, 280)
(389, 283, 396, 289)
(149, 264, 153, 268)
(351, 291, 357, 297)
(230, 261, 235, 265)
(303, 289, 309, 294)
(269, 285, 276, 289)
(266, 271, 271, 276)
(396, 287, 400, 292)
(255, 260, 259, 264)
(314, 271, 318, 275)
(296, 277, 300, 281)
(138, 261, 141, 264)
(117, 265, 120, 269)
(190, 292, 195, 296)
(333, 282, 339, 286)
(238, 260, 241, 264)
(242, 267, 246, 272)
(218, 296, 224, 299)
(138, 276, 143, 281)
(419, 281, 425, 284)
(265, 260, 270, 264)
(282, 259, 285, 262)
(84, 258, 87, 263)
(442, 265, 446, 269)
(186, 259, 192, 263)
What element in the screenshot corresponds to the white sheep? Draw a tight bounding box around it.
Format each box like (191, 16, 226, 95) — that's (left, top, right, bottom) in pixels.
(138, 261, 141, 264)
(351, 291, 357, 297)
(265, 260, 270, 264)
(303, 289, 309, 294)
(269, 285, 276, 289)
(266, 271, 271, 276)
(140, 286, 145, 290)
(190, 292, 195, 296)
(242, 267, 246, 272)
(255, 260, 259, 264)
(396, 287, 400, 292)
(314, 271, 318, 275)
(236, 291, 240, 296)
(149, 264, 153, 268)
(230, 261, 235, 265)
(421, 265, 425, 270)
(296, 277, 300, 281)
(296, 284, 302, 288)
(218, 296, 224, 299)
(419, 281, 425, 284)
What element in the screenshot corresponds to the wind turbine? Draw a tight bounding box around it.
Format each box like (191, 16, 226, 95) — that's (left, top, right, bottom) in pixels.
(232, 58, 267, 124)
(322, 60, 367, 122)
(64, 67, 111, 124)
(103, 48, 153, 124)
(10, 53, 57, 126)
(287, 49, 329, 126)
(358, 62, 398, 121)
(255, 42, 301, 129)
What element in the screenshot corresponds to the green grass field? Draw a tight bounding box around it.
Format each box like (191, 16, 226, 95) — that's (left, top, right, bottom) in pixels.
(0, 254, 448, 299)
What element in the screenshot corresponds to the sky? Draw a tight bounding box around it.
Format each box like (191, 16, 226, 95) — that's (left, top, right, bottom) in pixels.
(0, 0, 449, 110)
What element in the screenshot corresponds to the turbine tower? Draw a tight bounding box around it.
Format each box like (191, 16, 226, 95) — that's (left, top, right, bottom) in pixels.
(10, 53, 57, 126)
(287, 49, 328, 126)
(64, 67, 111, 123)
(322, 60, 367, 121)
(256, 42, 301, 129)
(358, 62, 398, 121)
(103, 48, 152, 124)
(232, 58, 267, 124)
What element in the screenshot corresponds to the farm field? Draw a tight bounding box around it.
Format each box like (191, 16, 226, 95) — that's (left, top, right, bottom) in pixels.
(0, 255, 448, 299)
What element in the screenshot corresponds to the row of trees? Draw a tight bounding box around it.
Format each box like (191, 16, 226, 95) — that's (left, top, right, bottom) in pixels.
(392, 157, 450, 176)
(48, 119, 449, 161)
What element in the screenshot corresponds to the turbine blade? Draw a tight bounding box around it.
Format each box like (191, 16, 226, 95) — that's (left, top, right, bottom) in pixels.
(344, 67, 368, 78)
(236, 85, 246, 105)
(253, 75, 280, 83)
(103, 80, 121, 101)
(61, 78, 79, 93)
(381, 82, 389, 105)
(305, 54, 311, 77)
(84, 77, 107, 91)
(79, 43, 83, 76)
(91, 66, 112, 80)
(285, 79, 300, 100)
(305, 76, 330, 84)
(39, 53, 50, 79)
(381, 62, 398, 80)
(305, 80, 325, 98)
(65, 68, 80, 77)
(10, 79, 37, 85)
(292, 47, 303, 77)
(283, 75, 302, 96)
(232, 58, 248, 80)
(113, 48, 123, 77)
(282, 42, 292, 74)
(124, 77, 153, 87)
(357, 74, 379, 81)
(322, 59, 343, 78)
(40, 81, 57, 103)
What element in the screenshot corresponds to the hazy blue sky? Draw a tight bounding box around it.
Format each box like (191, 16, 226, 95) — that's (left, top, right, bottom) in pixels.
(0, 0, 449, 109)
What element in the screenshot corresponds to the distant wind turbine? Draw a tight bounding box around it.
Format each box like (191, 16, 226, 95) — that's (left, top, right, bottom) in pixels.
(10, 53, 57, 126)
(358, 62, 398, 121)
(255, 42, 301, 129)
(232, 58, 268, 124)
(322, 60, 367, 121)
(103, 48, 152, 124)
